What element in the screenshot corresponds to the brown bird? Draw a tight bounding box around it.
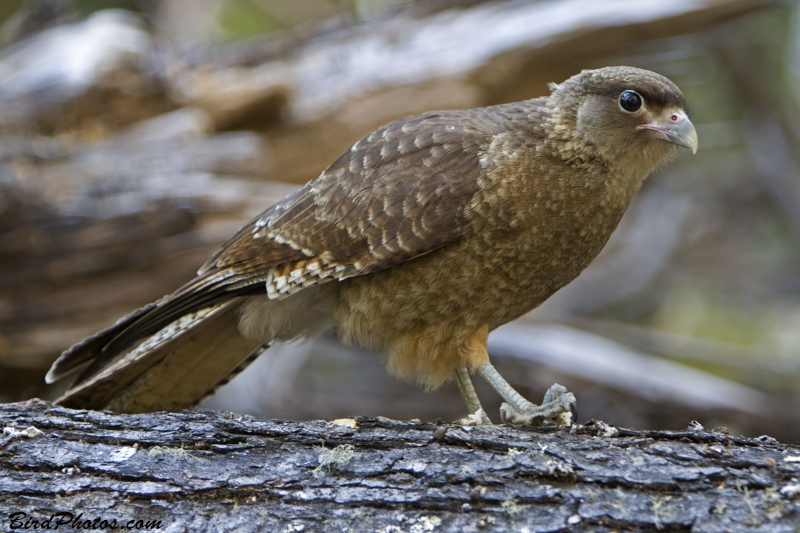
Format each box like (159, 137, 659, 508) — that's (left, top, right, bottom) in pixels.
(47, 66, 697, 424)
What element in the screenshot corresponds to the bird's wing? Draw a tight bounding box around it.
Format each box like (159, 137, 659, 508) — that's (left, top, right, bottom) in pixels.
(199, 107, 509, 293)
(47, 106, 520, 402)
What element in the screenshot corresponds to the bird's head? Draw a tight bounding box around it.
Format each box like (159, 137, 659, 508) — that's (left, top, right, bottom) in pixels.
(547, 66, 697, 177)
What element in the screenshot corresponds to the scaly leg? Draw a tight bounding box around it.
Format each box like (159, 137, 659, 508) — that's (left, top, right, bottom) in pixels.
(454, 366, 492, 425)
(478, 361, 576, 427)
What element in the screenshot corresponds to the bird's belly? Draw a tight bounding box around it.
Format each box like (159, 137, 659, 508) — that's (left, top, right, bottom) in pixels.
(333, 216, 616, 387)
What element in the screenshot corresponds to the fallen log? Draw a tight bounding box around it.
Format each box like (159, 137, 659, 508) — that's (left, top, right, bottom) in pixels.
(1, 400, 798, 532)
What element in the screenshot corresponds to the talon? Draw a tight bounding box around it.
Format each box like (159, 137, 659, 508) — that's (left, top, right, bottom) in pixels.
(499, 386, 577, 427)
(499, 403, 522, 424)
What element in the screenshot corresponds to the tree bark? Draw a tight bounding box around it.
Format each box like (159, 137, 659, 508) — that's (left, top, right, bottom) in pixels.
(1, 400, 798, 532)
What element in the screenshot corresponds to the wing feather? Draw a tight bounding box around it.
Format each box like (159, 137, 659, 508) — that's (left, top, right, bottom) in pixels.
(206, 108, 513, 283)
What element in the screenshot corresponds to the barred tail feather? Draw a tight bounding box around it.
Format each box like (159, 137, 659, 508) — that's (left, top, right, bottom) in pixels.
(55, 301, 270, 413)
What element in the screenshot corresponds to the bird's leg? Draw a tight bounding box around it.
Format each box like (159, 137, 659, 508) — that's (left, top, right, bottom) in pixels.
(478, 361, 576, 427)
(455, 367, 482, 413)
(454, 366, 492, 425)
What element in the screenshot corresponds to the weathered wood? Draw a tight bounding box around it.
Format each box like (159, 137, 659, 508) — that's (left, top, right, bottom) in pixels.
(1, 400, 799, 532)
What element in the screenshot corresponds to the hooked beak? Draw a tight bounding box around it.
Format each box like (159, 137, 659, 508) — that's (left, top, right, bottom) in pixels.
(637, 110, 698, 154)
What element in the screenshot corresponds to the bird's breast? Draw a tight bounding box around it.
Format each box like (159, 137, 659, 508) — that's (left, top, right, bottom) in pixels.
(462, 156, 635, 326)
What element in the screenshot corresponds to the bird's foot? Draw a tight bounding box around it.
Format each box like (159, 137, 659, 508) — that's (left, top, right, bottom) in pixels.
(499, 383, 576, 427)
(455, 407, 492, 426)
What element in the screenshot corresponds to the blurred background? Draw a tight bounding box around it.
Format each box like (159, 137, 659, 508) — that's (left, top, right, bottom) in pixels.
(1, 0, 800, 442)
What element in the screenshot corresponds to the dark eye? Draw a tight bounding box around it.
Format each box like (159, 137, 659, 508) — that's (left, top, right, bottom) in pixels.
(618, 90, 643, 112)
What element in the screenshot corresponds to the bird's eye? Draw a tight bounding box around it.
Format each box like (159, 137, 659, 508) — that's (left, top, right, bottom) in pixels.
(618, 90, 643, 113)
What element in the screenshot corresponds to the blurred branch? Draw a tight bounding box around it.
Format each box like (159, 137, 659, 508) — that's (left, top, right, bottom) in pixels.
(488, 322, 772, 416)
(564, 316, 800, 383)
(0, 109, 293, 372)
(171, 0, 782, 183)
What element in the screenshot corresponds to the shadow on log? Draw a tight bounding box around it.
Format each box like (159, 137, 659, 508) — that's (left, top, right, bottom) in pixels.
(1, 400, 799, 532)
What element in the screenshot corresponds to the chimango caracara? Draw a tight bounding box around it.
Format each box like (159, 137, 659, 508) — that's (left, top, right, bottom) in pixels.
(47, 66, 697, 424)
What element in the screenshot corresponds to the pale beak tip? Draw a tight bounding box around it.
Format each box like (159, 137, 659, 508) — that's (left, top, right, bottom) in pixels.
(660, 114, 698, 154)
(687, 126, 699, 154)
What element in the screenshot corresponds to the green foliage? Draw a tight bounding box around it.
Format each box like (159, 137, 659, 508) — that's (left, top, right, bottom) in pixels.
(216, 0, 284, 38)
(0, 0, 23, 26)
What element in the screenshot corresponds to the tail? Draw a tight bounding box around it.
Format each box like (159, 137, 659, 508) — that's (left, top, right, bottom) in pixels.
(51, 299, 269, 413)
(47, 266, 272, 413)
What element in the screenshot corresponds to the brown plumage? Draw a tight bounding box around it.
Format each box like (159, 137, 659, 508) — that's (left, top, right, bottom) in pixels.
(47, 66, 697, 419)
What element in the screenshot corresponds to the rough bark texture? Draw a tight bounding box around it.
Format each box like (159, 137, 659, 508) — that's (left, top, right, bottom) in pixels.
(1, 400, 799, 532)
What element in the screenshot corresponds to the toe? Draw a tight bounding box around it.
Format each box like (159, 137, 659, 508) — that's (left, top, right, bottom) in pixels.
(542, 383, 568, 404)
(499, 388, 578, 427)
